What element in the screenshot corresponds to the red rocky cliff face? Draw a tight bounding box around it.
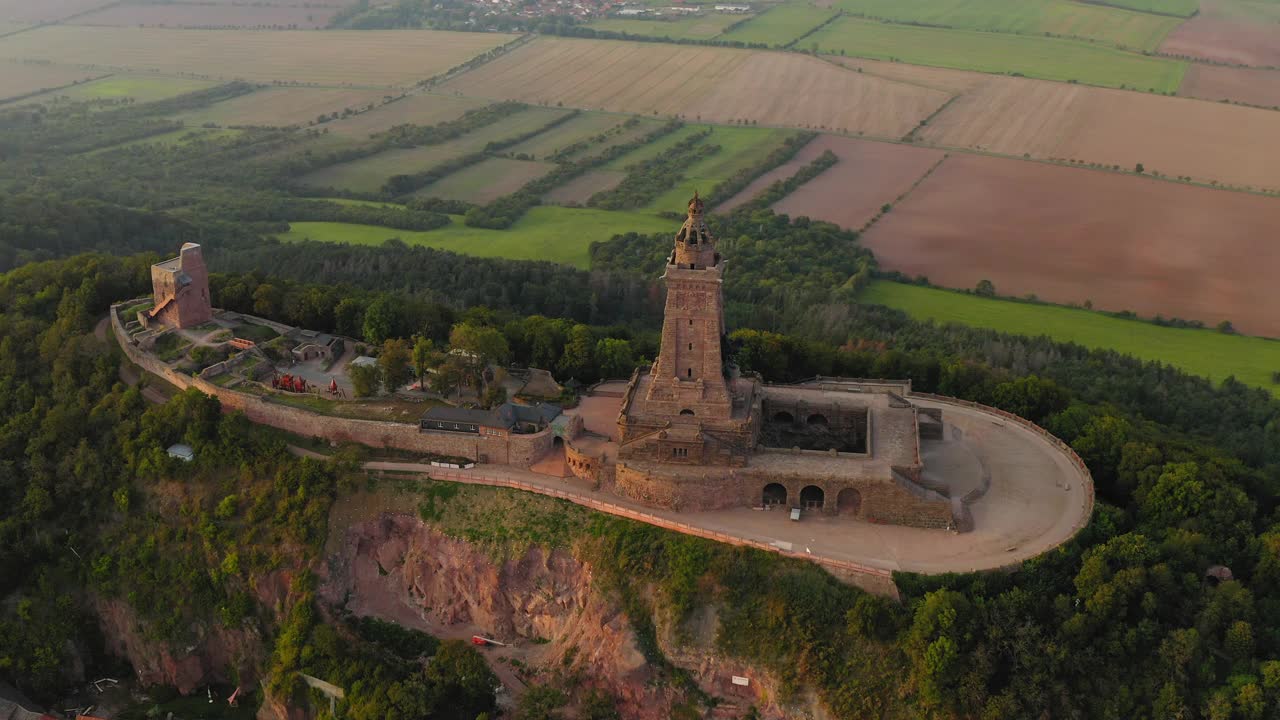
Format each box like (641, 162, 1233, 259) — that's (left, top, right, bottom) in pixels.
(93, 598, 266, 695)
(319, 513, 826, 720)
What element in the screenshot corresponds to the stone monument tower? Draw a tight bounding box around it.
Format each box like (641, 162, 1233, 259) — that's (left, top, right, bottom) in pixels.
(644, 192, 734, 420)
(143, 242, 213, 329)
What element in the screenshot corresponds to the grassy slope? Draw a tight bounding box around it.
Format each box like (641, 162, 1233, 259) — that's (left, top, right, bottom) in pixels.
(508, 112, 627, 159)
(279, 207, 675, 268)
(718, 4, 838, 46)
(809, 17, 1186, 91)
(862, 280, 1280, 394)
(642, 126, 798, 211)
(53, 74, 217, 102)
(832, 0, 1181, 50)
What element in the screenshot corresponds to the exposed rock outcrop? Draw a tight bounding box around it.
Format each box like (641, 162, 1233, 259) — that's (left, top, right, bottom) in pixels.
(319, 512, 826, 719)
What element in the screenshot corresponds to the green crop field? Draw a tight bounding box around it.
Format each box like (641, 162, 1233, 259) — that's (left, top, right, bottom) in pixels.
(809, 18, 1187, 91)
(41, 74, 216, 103)
(718, 4, 838, 46)
(587, 14, 745, 39)
(279, 207, 675, 268)
(641, 126, 798, 211)
(861, 280, 1280, 395)
(832, 0, 1181, 50)
(602, 124, 712, 170)
(88, 127, 240, 154)
(416, 157, 556, 204)
(508, 112, 628, 160)
(298, 106, 572, 193)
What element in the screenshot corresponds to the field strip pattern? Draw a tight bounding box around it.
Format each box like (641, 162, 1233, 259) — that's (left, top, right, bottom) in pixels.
(442, 37, 951, 138)
(0, 26, 519, 87)
(919, 76, 1280, 191)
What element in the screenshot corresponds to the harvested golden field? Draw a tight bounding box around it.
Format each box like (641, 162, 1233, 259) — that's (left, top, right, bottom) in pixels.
(441, 37, 950, 138)
(0, 61, 104, 102)
(1179, 64, 1280, 108)
(766, 136, 944, 228)
(831, 56, 989, 94)
(324, 94, 489, 138)
(174, 87, 390, 128)
(69, 2, 341, 29)
(862, 153, 1280, 337)
(0, 0, 114, 23)
(0, 26, 518, 87)
(920, 77, 1280, 192)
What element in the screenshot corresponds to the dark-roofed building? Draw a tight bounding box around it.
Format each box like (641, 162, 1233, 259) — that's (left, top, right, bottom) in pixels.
(292, 329, 345, 362)
(421, 403, 562, 438)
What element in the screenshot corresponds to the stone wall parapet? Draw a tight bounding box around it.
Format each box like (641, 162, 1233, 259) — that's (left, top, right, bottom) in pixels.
(908, 391, 1095, 546)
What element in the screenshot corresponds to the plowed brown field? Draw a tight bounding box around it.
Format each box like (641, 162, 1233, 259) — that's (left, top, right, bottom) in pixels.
(770, 137, 943, 229)
(831, 56, 989, 94)
(70, 3, 341, 29)
(0, 26, 518, 87)
(1178, 64, 1280, 108)
(175, 87, 389, 127)
(920, 77, 1280, 192)
(0, 62, 103, 102)
(325, 94, 489, 138)
(1159, 0, 1280, 68)
(862, 154, 1280, 336)
(441, 37, 950, 139)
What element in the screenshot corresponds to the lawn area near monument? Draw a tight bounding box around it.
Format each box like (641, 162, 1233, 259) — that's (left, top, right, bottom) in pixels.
(279, 207, 675, 268)
(809, 17, 1186, 91)
(862, 280, 1280, 395)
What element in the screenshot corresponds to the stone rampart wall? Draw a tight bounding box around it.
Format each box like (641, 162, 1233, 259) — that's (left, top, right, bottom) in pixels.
(910, 392, 1095, 543)
(112, 304, 552, 468)
(422, 467, 898, 598)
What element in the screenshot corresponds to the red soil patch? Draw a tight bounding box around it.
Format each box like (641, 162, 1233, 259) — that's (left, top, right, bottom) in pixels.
(1178, 64, 1280, 108)
(1159, 9, 1280, 68)
(862, 154, 1280, 336)
(764, 137, 943, 230)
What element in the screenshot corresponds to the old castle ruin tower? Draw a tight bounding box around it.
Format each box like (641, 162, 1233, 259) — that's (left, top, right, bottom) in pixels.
(644, 192, 733, 419)
(143, 242, 213, 329)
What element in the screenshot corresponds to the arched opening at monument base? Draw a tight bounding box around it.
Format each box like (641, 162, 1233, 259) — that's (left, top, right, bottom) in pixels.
(679, 408, 695, 416)
(807, 413, 828, 426)
(837, 488, 862, 515)
(773, 411, 794, 424)
(553, 436, 564, 449)
(800, 485, 825, 510)
(762, 483, 787, 507)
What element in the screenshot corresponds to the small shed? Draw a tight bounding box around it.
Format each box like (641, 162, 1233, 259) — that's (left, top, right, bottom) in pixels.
(166, 443, 195, 462)
(351, 355, 378, 369)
